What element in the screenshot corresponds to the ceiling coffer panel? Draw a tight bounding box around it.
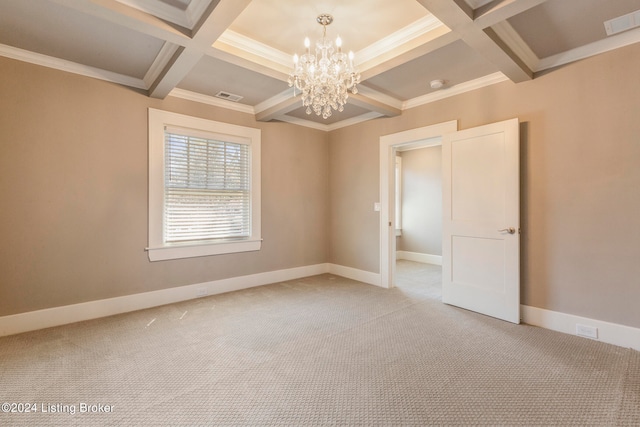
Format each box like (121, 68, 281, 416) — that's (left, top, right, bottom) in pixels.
(363, 40, 499, 101)
(177, 55, 289, 105)
(0, 0, 164, 78)
(507, 0, 640, 58)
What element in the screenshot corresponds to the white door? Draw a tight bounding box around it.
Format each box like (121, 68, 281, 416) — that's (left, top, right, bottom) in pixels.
(442, 118, 520, 323)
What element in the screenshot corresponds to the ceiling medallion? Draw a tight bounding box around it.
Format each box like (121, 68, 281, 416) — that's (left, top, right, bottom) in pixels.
(288, 14, 361, 119)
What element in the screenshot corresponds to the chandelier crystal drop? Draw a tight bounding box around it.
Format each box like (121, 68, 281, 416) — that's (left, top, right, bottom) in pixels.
(288, 14, 361, 119)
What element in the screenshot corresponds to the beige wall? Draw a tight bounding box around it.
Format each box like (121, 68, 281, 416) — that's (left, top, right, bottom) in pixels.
(329, 43, 640, 329)
(0, 56, 329, 316)
(1, 42, 639, 331)
(397, 147, 442, 256)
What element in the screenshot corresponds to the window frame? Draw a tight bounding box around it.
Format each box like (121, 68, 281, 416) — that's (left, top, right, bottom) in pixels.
(147, 108, 261, 261)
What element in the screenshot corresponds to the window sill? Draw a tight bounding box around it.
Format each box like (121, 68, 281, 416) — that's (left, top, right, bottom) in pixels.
(147, 239, 262, 262)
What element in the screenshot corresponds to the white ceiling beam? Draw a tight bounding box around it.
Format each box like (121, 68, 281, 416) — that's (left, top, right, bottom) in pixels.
(209, 30, 292, 82)
(189, 0, 249, 47)
(148, 0, 252, 98)
(491, 20, 540, 72)
(346, 93, 402, 118)
(143, 42, 181, 89)
(255, 95, 301, 122)
(474, 0, 548, 29)
(415, 0, 533, 82)
(449, 0, 475, 20)
(148, 47, 202, 98)
(475, 26, 532, 81)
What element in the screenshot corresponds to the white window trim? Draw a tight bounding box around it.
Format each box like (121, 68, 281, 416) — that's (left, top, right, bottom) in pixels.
(147, 108, 261, 261)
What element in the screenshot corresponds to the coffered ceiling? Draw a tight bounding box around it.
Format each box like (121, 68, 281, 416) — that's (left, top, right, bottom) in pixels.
(1, 0, 639, 130)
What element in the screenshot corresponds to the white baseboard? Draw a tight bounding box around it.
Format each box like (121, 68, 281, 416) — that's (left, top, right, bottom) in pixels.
(328, 264, 383, 288)
(521, 305, 640, 351)
(4, 265, 637, 353)
(0, 264, 330, 337)
(396, 251, 442, 266)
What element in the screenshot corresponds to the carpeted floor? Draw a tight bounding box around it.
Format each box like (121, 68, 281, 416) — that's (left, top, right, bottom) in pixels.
(1, 261, 638, 426)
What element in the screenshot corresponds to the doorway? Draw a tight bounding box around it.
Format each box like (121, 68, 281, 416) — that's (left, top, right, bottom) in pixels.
(395, 144, 443, 266)
(380, 118, 520, 323)
(395, 144, 443, 297)
(379, 121, 457, 289)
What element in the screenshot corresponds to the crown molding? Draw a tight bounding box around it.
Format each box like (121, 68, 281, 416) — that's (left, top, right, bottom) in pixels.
(356, 14, 444, 67)
(536, 27, 640, 72)
(356, 85, 404, 111)
(255, 88, 387, 131)
(216, 30, 293, 69)
(215, 15, 445, 79)
(327, 112, 385, 131)
(168, 88, 255, 114)
(403, 72, 509, 110)
(0, 43, 147, 90)
(274, 111, 384, 132)
(275, 115, 329, 132)
(254, 88, 294, 115)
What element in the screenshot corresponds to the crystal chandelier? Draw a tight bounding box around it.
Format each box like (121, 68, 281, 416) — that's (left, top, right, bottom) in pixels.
(288, 14, 361, 119)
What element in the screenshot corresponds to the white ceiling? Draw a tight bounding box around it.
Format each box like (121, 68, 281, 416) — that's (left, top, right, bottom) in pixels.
(1, 0, 639, 131)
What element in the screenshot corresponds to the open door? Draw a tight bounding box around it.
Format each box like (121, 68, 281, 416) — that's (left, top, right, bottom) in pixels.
(442, 118, 520, 323)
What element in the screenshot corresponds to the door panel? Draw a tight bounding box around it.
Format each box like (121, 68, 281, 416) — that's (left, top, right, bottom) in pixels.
(451, 133, 506, 223)
(442, 118, 520, 324)
(451, 236, 505, 293)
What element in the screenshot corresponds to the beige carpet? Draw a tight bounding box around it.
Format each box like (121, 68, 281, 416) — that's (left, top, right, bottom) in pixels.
(1, 260, 638, 426)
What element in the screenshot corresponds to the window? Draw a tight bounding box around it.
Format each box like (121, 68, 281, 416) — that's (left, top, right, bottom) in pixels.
(147, 109, 261, 261)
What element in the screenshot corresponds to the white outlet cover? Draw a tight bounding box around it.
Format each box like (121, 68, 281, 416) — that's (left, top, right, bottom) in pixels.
(576, 324, 598, 339)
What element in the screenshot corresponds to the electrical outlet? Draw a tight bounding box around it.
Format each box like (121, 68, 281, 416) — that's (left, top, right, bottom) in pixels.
(576, 324, 598, 339)
(196, 287, 208, 297)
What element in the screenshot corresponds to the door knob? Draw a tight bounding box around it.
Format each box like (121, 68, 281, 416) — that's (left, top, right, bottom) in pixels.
(498, 227, 516, 234)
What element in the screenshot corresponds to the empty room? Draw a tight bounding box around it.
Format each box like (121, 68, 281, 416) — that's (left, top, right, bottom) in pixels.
(1, 0, 639, 425)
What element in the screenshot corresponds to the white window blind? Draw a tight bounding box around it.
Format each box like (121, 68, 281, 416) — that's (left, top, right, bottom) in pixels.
(164, 127, 251, 244)
(148, 109, 261, 261)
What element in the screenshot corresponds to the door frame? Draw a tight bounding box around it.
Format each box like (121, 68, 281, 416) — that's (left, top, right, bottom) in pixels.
(379, 120, 458, 288)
